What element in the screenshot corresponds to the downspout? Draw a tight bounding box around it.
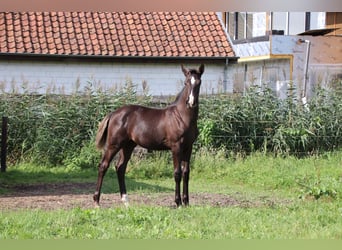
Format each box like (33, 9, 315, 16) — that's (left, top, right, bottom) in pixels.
(224, 57, 229, 92)
(219, 13, 238, 93)
(298, 38, 311, 107)
(285, 12, 290, 35)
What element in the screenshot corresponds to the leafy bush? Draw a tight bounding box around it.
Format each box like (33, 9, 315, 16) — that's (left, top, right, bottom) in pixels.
(298, 176, 339, 200)
(0, 79, 151, 166)
(63, 137, 101, 170)
(198, 82, 342, 156)
(0, 78, 341, 167)
(128, 151, 173, 179)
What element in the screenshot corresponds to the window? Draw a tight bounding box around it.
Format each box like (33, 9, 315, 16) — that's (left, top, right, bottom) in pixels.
(223, 12, 326, 40)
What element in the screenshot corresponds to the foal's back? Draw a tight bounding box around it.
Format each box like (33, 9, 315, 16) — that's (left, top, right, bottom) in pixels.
(110, 104, 179, 150)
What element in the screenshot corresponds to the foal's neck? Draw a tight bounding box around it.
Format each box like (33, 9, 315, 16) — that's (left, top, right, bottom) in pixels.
(175, 87, 199, 122)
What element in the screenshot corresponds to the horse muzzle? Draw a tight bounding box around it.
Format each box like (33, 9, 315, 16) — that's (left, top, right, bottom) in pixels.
(186, 99, 197, 108)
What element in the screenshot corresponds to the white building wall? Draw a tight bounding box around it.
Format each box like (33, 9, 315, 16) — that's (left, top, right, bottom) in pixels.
(272, 12, 327, 35)
(0, 60, 229, 96)
(271, 35, 342, 98)
(310, 12, 326, 29)
(230, 59, 291, 98)
(252, 12, 267, 37)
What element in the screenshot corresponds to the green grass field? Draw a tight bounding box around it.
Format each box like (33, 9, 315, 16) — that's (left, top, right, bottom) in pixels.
(0, 151, 341, 239)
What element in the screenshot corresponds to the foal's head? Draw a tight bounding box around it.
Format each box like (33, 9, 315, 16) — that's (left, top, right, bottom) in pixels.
(181, 64, 205, 108)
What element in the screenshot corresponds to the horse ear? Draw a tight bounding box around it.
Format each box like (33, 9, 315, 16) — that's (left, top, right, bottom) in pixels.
(199, 64, 205, 75)
(181, 64, 189, 76)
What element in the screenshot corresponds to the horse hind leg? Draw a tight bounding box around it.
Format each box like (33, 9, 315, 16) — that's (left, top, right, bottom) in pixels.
(116, 141, 136, 207)
(93, 146, 119, 207)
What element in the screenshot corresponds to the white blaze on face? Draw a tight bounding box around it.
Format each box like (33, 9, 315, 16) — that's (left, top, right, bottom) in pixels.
(188, 76, 195, 107)
(191, 76, 195, 85)
(188, 91, 195, 107)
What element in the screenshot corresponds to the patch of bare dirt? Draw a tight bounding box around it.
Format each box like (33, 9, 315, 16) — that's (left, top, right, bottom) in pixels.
(0, 182, 288, 210)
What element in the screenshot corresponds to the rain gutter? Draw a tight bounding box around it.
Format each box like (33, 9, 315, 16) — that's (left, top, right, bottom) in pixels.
(0, 52, 239, 63)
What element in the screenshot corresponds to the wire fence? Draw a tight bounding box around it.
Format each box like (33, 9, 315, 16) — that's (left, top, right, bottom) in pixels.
(1, 82, 341, 165)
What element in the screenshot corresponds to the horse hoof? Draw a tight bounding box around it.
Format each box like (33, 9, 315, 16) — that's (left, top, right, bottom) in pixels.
(121, 194, 129, 208)
(175, 202, 182, 208)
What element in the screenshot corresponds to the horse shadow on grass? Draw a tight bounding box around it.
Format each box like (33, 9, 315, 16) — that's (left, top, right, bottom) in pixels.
(0, 168, 173, 198)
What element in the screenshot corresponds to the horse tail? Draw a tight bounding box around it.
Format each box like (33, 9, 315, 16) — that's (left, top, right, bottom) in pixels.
(95, 113, 111, 150)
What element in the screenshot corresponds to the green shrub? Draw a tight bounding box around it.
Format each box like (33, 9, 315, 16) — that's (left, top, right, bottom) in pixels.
(0, 80, 149, 166)
(0, 79, 341, 167)
(63, 137, 101, 170)
(198, 83, 342, 156)
(128, 151, 173, 179)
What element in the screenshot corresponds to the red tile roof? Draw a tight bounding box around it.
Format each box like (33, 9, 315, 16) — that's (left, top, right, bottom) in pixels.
(0, 12, 235, 58)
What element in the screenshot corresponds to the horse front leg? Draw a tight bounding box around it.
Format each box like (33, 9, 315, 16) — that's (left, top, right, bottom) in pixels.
(181, 160, 190, 206)
(116, 161, 129, 207)
(172, 147, 182, 207)
(181, 146, 192, 206)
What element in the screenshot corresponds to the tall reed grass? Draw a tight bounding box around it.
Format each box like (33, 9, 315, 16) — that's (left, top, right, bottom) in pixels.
(0, 79, 152, 166)
(0, 78, 341, 166)
(198, 82, 342, 156)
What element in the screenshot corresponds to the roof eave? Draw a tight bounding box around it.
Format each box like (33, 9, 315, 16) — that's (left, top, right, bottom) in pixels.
(0, 52, 239, 62)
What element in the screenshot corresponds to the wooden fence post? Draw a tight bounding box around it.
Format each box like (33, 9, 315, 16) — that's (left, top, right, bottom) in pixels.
(1, 116, 8, 173)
